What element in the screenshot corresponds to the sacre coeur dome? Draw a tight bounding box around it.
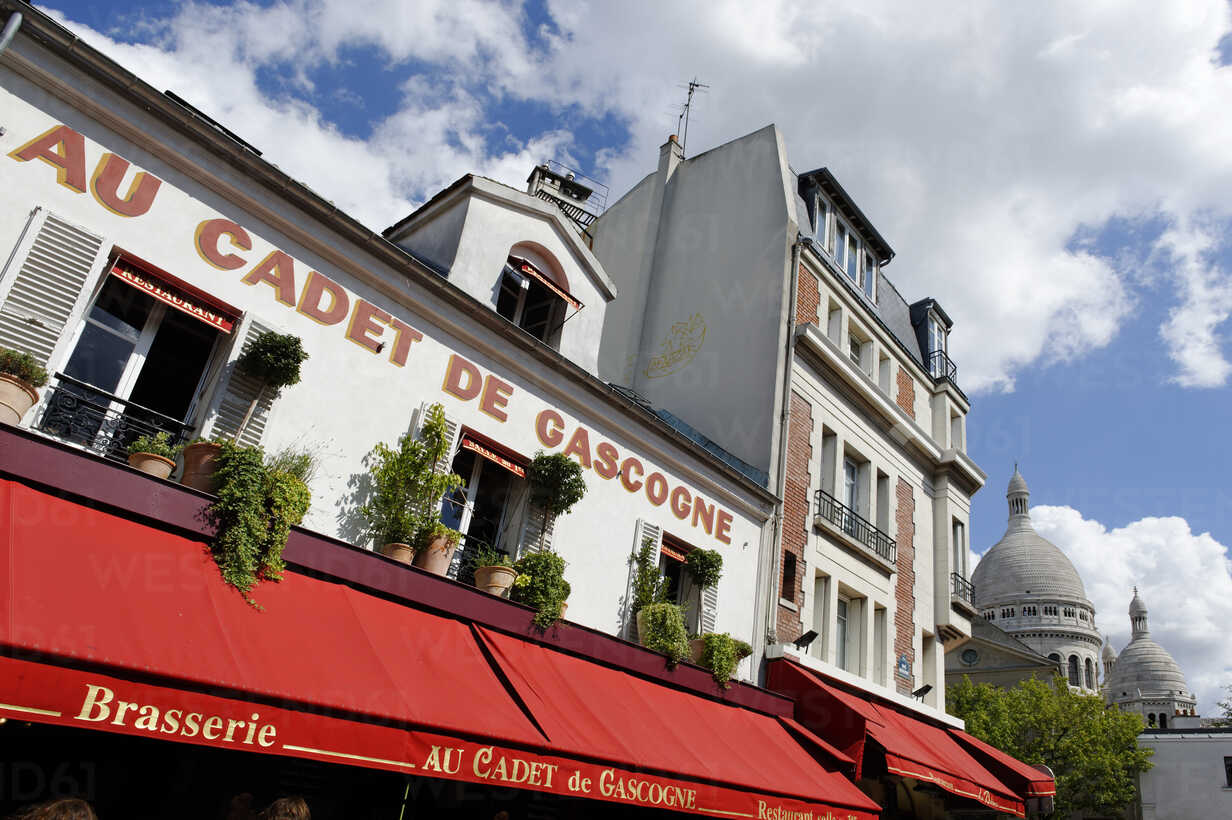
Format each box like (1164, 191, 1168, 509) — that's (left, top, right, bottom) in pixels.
(972, 469, 1088, 607)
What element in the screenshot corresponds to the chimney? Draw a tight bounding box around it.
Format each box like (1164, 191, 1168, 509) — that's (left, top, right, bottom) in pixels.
(659, 134, 684, 183)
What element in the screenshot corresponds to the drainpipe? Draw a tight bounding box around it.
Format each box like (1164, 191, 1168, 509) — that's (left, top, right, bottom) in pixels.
(0, 12, 22, 56)
(761, 234, 807, 657)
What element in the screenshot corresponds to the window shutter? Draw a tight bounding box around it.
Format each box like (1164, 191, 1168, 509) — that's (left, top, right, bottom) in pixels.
(206, 319, 277, 448)
(519, 500, 554, 555)
(411, 401, 461, 473)
(623, 519, 662, 640)
(0, 210, 105, 365)
(700, 581, 719, 635)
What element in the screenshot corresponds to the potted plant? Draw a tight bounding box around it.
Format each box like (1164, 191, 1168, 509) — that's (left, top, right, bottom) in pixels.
(360, 403, 463, 574)
(637, 602, 690, 665)
(0, 347, 48, 426)
(691, 632, 753, 688)
(206, 441, 311, 607)
(526, 451, 588, 549)
(126, 431, 183, 479)
(182, 331, 308, 493)
(631, 535, 672, 641)
(510, 550, 571, 629)
(684, 548, 723, 658)
(472, 544, 516, 597)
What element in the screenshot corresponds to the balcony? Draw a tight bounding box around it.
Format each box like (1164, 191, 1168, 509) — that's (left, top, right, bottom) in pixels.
(813, 488, 896, 566)
(35, 372, 195, 464)
(927, 350, 967, 399)
(951, 572, 975, 605)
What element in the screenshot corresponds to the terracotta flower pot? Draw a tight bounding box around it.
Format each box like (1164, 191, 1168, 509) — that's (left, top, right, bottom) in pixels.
(128, 452, 176, 479)
(689, 637, 706, 665)
(474, 565, 517, 597)
(180, 441, 223, 493)
(379, 542, 414, 565)
(0, 374, 39, 426)
(412, 534, 458, 576)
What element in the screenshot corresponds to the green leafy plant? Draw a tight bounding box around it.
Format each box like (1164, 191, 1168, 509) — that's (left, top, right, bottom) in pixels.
(685, 548, 723, 589)
(231, 331, 309, 443)
(265, 444, 319, 485)
(127, 431, 183, 459)
(696, 633, 752, 688)
(510, 551, 571, 629)
(0, 347, 48, 388)
(360, 403, 462, 551)
(206, 441, 311, 607)
(631, 536, 671, 615)
(638, 602, 690, 665)
(471, 543, 513, 569)
(527, 451, 588, 549)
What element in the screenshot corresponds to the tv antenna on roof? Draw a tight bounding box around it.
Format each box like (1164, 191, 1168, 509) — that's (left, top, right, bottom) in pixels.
(676, 77, 709, 156)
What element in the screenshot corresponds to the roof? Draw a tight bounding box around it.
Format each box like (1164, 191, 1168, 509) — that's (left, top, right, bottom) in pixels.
(797, 167, 894, 262)
(970, 617, 1054, 662)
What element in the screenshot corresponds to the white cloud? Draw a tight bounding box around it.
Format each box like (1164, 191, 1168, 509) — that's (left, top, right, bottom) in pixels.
(1032, 505, 1232, 716)
(35, 0, 1232, 388)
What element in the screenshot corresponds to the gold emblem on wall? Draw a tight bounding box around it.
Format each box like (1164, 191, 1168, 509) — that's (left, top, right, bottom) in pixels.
(644, 313, 706, 379)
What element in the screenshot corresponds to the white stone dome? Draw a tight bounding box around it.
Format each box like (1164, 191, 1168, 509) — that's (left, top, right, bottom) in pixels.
(1106, 589, 1195, 704)
(972, 469, 1089, 607)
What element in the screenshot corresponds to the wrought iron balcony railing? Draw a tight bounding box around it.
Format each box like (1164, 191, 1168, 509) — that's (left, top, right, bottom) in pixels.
(928, 349, 958, 383)
(35, 373, 194, 464)
(951, 571, 975, 604)
(814, 488, 896, 565)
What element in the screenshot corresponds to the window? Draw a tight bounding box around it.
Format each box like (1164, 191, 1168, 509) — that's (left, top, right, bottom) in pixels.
(833, 223, 848, 271)
(927, 314, 946, 356)
(1158, 714, 1167, 729)
(845, 234, 858, 282)
(1147, 713, 1156, 727)
(1064, 607, 1076, 618)
(862, 250, 876, 300)
(1001, 607, 1015, 618)
(848, 333, 862, 366)
(48, 268, 221, 456)
(1022, 605, 1037, 616)
(1048, 652, 1062, 666)
(781, 550, 798, 603)
(441, 442, 524, 580)
(1223, 756, 1231, 787)
(835, 595, 850, 671)
(874, 605, 887, 683)
(1068, 655, 1080, 686)
(1044, 605, 1058, 616)
(952, 520, 966, 576)
(816, 195, 832, 251)
(1085, 658, 1095, 689)
(496, 256, 566, 346)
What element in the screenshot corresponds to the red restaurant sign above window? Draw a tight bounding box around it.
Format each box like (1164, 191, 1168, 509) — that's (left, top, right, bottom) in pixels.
(461, 435, 527, 479)
(110, 259, 238, 333)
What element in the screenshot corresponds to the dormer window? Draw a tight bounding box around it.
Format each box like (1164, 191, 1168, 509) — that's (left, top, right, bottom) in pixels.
(495, 250, 581, 349)
(815, 195, 833, 252)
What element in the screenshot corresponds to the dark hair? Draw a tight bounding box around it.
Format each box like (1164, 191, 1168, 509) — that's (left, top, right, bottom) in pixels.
(259, 797, 309, 820)
(11, 799, 97, 820)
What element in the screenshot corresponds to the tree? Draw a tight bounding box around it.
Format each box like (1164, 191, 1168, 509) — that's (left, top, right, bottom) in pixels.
(948, 676, 1153, 818)
(527, 451, 587, 550)
(1210, 684, 1232, 727)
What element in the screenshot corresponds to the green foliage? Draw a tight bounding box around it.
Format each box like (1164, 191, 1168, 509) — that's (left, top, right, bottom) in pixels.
(638, 603, 689, 665)
(0, 347, 48, 388)
(127, 431, 182, 459)
(685, 548, 723, 589)
(948, 676, 1153, 818)
(527, 451, 587, 548)
(265, 444, 319, 484)
(696, 633, 750, 688)
(510, 551, 570, 629)
(1211, 684, 1232, 727)
(471, 543, 513, 569)
(360, 403, 463, 549)
(238, 331, 309, 393)
(631, 536, 671, 615)
(206, 442, 311, 607)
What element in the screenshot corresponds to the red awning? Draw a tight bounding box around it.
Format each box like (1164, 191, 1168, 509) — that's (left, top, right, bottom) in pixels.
(949, 729, 1056, 797)
(508, 255, 583, 310)
(768, 659, 1026, 817)
(0, 478, 878, 820)
(460, 434, 526, 478)
(110, 257, 239, 333)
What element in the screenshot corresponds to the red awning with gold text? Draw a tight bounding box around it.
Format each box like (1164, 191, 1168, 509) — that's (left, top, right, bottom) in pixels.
(768, 660, 1031, 817)
(0, 478, 879, 820)
(460, 434, 526, 478)
(508, 255, 583, 310)
(110, 258, 238, 332)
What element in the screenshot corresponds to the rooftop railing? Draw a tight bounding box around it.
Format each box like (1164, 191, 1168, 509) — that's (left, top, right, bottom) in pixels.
(951, 571, 975, 604)
(814, 488, 896, 565)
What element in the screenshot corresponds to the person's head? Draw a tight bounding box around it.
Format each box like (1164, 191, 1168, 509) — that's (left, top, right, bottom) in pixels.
(13, 799, 97, 820)
(258, 797, 309, 820)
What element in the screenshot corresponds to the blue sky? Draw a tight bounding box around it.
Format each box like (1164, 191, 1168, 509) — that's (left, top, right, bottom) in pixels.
(29, 0, 1232, 711)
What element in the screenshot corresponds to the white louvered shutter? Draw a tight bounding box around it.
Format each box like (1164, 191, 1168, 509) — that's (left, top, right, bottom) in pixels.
(623, 519, 662, 640)
(519, 499, 555, 555)
(700, 579, 719, 635)
(0, 210, 105, 365)
(206, 319, 278, 447)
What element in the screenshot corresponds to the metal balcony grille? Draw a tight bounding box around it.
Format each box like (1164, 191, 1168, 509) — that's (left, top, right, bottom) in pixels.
(928, 349, 958, 383)
(814, 488, 896, 565)
(534, 189, 598, 227)
(35, 373, 194, 464)
(951, 571, 975, 604)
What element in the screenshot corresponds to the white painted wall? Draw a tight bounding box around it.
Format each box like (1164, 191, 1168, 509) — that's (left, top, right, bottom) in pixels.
(1137, 731, 1232, 820)
(0, 58, 770, 650)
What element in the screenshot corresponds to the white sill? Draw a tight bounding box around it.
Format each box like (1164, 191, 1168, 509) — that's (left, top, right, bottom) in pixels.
(778, 598, 799, 611)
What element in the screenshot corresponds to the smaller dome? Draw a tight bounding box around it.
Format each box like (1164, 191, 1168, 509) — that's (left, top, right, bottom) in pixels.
(1007, 468, 1029, 497)
(1102, 638, 1116, 661)
(1130, 587, 1148, 617)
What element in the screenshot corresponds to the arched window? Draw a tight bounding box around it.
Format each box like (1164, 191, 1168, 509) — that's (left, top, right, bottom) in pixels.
(1084, 658, 1094, 689)
(1159, 714, 1167, 729)
(1067, 655, 1080, 686)
(496, 244, 576, 348)
(1147, 713, 1156, 727)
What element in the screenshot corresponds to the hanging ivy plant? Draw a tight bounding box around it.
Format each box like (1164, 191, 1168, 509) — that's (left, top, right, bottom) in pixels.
(697, 632, 753, 688)
(206, 441, 311, 607)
